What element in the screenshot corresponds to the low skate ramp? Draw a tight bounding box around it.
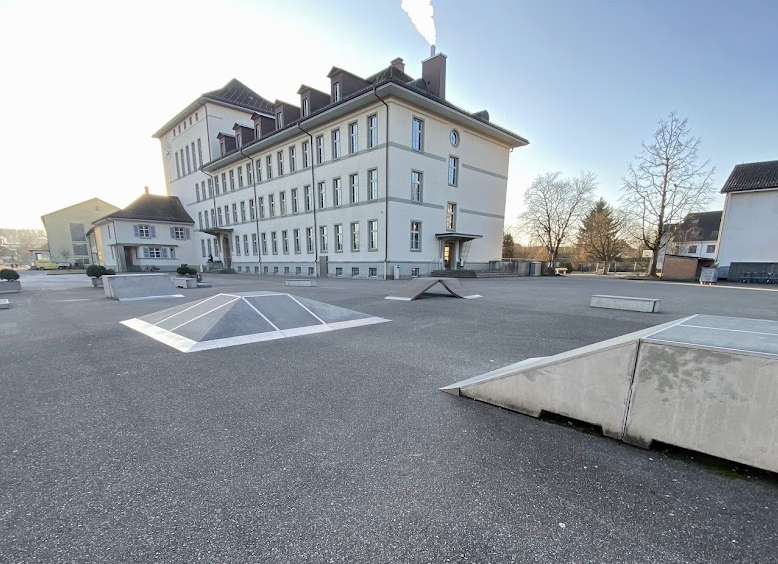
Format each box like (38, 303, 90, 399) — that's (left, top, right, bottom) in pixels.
(442, 315, 778, 473)
(104, 274, 183, 301)
(121, 291, 389, 352)
(385, 277, 481, 301)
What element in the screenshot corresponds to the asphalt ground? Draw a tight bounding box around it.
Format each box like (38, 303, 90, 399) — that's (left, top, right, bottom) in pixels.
(2, 271, 777, 563)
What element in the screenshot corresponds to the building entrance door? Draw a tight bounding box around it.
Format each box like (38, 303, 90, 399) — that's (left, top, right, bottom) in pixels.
(124, 247, 134, 271)
(223, 236, 232, 268)
(443, 242, 453, 269)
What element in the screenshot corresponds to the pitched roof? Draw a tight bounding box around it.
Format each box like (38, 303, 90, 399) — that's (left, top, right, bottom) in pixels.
(202, 78, 274, 114)
(366, 65, 415, 84)
(41, 197, 119, 219)
(721, 160, 778, 193)
(671, 211, 723, 242)
(96, 194, 194, 224)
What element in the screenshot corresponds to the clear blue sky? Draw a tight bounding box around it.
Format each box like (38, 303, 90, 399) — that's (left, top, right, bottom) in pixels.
(1, 0, 776, 229)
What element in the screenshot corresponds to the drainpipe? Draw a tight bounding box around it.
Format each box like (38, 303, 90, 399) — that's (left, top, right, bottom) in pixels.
(372, 85, 389, 280)
(239, 147, 262, 274)
(297, 123, 320, 276)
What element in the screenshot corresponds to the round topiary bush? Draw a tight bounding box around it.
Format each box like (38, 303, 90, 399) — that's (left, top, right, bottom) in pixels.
(105, 268, 115, 275)
(177, 264, 197, 276)
(0, 268, 20, 281)
(86, 265, 106, 278)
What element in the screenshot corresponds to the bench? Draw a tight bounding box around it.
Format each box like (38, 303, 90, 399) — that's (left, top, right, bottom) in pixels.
(285, 279, 316, 287)
(174, 277, 198, 289)
(590, 294, 661, 313)
(555, 268, 568, 275)
(0, 298, 9, 309)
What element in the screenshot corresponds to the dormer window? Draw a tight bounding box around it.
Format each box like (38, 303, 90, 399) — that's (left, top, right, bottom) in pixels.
(332, 81, 341, 102)
(302, 98, 309, 117)
(236, 131, 242, 147)
(276, 112, 283, 129)
(220, 140, 226, 156)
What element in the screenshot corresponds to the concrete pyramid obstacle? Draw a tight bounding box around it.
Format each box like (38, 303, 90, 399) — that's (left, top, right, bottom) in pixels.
(121, 291, 388, 352)
(442, 315, 778, 473)
(385, 277, 481, 301)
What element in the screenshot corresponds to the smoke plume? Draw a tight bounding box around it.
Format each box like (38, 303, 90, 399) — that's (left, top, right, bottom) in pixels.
(401, 0, 437, 46)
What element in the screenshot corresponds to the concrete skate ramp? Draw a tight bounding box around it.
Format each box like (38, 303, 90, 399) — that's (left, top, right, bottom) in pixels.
(104, 274, 183, 301)
(442, 315, 778, 473)
(121, 291, 388, 352)
(385, 277, 481, 301)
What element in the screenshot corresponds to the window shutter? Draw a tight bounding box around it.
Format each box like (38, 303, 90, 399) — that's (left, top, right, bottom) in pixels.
(161, 247, 169, 258)
(170, 248, 176, 259)
(142, 247, 149, 258)
(133, 225, 139, 237)
(186, 228, 191, 239)
(170, 227, 175, 238)
(150, 226, 156, 238)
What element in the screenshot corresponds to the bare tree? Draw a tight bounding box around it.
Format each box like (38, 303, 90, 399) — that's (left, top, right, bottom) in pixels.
(59, 247, 72, 261)
(620, 112, 715, 276)
(520, 171, 597, 270)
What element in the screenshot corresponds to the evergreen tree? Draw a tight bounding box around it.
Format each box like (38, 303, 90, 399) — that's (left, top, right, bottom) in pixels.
(577, 199, 623, 271)
(502, 232, 516, 258)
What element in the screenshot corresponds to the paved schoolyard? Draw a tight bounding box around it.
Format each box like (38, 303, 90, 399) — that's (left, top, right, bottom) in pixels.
(2, 271, 777, 563)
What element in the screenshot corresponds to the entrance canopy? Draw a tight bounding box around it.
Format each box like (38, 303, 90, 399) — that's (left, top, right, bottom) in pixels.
(203, 227, 233, 237)
(435, 232, 483, 242)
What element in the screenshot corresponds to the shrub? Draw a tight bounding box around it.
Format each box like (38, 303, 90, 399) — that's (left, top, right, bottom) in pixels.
(105, 268, 115, 275)
(177, 264, 197, 276)
(560, 261, 574, 273)
(86, 265, 107, 278)
(0, 268, 20, 281)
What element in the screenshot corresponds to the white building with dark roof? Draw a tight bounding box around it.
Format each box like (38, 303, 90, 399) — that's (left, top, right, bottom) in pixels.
(153, 53, 529, 278)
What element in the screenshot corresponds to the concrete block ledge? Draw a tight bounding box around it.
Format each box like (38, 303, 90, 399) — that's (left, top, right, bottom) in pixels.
(0, 298, 9, 309)
(285, 279, 316, 287)
(591, 294, 661, 313)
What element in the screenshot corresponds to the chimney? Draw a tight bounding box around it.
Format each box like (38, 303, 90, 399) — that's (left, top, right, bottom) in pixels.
(422, 51, 447, 100)
(144, 186, 149, 195)
(390, 57, 405, 73)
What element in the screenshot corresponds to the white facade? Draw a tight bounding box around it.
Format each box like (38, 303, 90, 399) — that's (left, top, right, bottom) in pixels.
(154, 59, 527, 278)
(716, 189, 778, 267)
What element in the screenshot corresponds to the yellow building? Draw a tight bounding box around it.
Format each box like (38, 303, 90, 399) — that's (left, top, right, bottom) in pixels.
(40, 198, 119, 267)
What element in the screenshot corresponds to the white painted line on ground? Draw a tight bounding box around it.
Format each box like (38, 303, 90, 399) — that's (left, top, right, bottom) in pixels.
(241, 297, 281, 332)
(326, 316, 390, 330)
(168, 297, 240, 331)
(121, 318, 196, 352)
(678, 324, 778, 337)
(117, 294, 185, 301)
(51, 298, 91, 302)
(154, 294, 224, 325)
(286, 294, 326, 324)
(384, 296, 413, 301)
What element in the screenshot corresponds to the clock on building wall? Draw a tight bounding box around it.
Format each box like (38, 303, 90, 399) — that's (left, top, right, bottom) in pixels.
(450, 129, 460, 147)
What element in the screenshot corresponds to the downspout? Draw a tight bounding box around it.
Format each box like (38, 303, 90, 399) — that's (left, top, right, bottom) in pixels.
(239, 147, 262, 274)
(372, 85, 390, 280)
(297, 122, 320, 276)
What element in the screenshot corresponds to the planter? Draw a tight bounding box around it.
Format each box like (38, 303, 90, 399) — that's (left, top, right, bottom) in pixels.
(0, 280, 22, 293)
(91, 277, 104, 287)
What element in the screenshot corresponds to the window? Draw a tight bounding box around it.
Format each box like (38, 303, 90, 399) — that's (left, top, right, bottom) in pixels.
(240, 201, 246, 222)
(368, 168, 378, 200)
(320, 225, 328, 252)
(195, 185, 201, 202)
(264, 266, 269, 274)
(261, 233, 268, 255)
(335, 267, 343, 277)
(208, 210, 214, 228)
(302, 97, 309, 117)
(279, 192, 287, 215)
(247, 163, 253, 185)
(446, 202, 457, 230)
(277, 151, 284, 176)
(207, 239, 212, 257)
(688, 245, 698, 253)
(289, 146, 296, 172)
(304, 185, 312, 212)
(198, 212, 203, 230)
(217, 208, 223, 226)
(221, 173, 227, 192)
(249, 199, 255, 220)
(136, 224, 152, 238)
(368, 220, 378, 251)
(448, 156, 459, 186)
(411, 171, 423, 202)
(192, 142, 197, 168)
(410, 221, 421, 251)
(332, 129, 341, 159)
(229, 170, 235, 190)
(271, 232, 278, 254)
(207, 178, 213, 198)
(254, 266, 259, 274)
(349, 122, 358, 154)
(306, 227, 314, 253)
(235, 235, 241, 256)
(276, 111, 283, 128)
(214, 175, 220, 194)
(256, 160, 262, 182)
(175, 153, 181, 178)
(411, 267, 420, 278)
(349, 173, 359, 204)
(291, 188, 298, 213)
(333, 178, 342, 206)
(295, 266, 302, 275)
(145, 246, 163, 259)
(334, 224, 343, 252)
(266, 155, 273, 179)
(350, 222, 360, 251)
(238, 167, 244, 188)
(237, 131, 243, 148)
(173, 226, 187, 240)
(258, 197, 265, 219)
(224, 205, 230, 225)
(706, 244, 716, 253)
(293, 229, 301, 253)
(244, 234, 249, 255)
(274, 266, 279, 275)
(412, 118, 423, 151)
(302, 140, 310, 168)
(318, 182, 326, 209)
(282, 230, 289, 254)
(332, 81, 341, 101)
(316, 135, 325, 164)
(252, 233, 258, 255)
(197, 139, 203, 168)
(232, 203, 238, 223)
(185, 146, 191, 173)
(268, 194, 275, 217)
(284, 266, 290, 275)
(368, 114, 378, 148)
(352, 267, 359, 277)
(369, 267, 377, 278)
(201, 239, 206, 257)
